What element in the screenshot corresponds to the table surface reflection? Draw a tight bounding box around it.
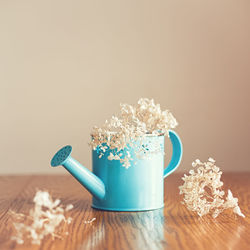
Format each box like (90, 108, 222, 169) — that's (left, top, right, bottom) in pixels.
(0, 173, 249, 250)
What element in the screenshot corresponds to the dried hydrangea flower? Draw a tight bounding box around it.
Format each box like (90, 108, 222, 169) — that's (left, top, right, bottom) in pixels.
(10, 190, 74, 245)
(89, 98, 178, 168)
(84, 218, 96, 224)
(179, 158, 245, 218)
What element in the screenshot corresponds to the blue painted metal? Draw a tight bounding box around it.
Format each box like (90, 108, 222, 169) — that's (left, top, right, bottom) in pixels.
(50, 130, 182, 211)
(164, 130, 183, 178)
(51, 145, 105, 200)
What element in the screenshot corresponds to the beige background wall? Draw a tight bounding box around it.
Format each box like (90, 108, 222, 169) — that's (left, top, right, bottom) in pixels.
(0, 0, 249, 174)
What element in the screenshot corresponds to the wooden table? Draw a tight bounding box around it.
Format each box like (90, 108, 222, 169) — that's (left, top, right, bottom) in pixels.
(0, 173, 249, 250)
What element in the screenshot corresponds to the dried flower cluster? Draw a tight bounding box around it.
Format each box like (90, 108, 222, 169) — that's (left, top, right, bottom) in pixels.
(84, 217, 96, 224)
(90, 98, 178, 168)
(179, 158, 245, 218)
(10, 190, 74, 245)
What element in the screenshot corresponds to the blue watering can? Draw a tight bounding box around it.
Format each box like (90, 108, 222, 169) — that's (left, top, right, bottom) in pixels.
(51, 130, 182, 211)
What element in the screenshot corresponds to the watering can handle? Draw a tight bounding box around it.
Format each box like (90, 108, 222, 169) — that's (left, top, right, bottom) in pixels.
(164, 130, 183, 178)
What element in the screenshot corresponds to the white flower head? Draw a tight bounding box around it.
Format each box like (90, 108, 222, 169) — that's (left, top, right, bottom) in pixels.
(10, 190, 74, 245)
(179, 158, 245, 218)
(90, 98, 178, 168)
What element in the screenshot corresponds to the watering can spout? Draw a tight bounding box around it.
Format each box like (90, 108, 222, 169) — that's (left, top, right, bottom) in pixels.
(50, 145, 106, 200)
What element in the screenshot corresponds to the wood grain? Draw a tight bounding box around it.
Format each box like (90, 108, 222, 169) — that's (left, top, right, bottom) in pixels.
(0, 173, 249, 250)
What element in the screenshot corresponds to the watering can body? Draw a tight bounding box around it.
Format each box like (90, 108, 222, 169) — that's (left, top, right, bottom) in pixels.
(51, 130, 182, 211)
